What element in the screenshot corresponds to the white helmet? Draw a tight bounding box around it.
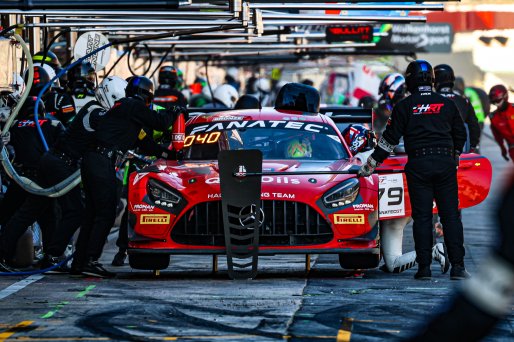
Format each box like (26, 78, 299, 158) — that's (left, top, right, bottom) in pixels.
(256, 78, 271, 93)
(95, 76, 128, 109)
(213, 84, 239, 108)
(226, 67, 239, 80)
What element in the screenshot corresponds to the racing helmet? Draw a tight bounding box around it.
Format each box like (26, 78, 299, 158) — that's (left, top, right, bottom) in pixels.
(379, 73, 402, 95)
(379, 73, 406, 104)
(342, 124, 373, 154)
(234, 94, 260, 110)
(489, 84, 509, 110)
(275, 82, 320, 113)
(25, 65, 52, 96)
(285, 138, 312, 158)
(358, 96, 378, 110)
(125, 76, 154, 106)
(434, 64, 456, 90)
(405, 60, 434, 93)
(158, 66, 179, 87)
(69, 61, 96, 91)
(95, 76, 128, 109)
(213, 84, 239, 108)
(33, 51, 61, 69)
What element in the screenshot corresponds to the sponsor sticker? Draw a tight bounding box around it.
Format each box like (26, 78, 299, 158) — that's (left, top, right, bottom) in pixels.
(140, 214, 170, 225)
(378, 173, 405, 218)
(132, 172, 148, 186)
(353, 203, 374, 211)
(132, 204, 155, 212)
(333, 214, 365, 224)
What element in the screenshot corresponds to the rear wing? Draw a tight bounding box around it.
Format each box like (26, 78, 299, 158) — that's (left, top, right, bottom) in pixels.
(320, 106, 373, 124)
(320, 106, 374, 135)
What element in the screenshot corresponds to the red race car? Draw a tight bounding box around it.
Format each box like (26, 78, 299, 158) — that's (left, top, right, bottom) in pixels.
(127, 108, 492, 273)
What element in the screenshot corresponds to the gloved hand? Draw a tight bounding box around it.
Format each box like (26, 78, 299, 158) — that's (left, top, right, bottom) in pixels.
(358, 155, 379, 177)
(169, 106, 189, 122)
(1, 132, 10, 145)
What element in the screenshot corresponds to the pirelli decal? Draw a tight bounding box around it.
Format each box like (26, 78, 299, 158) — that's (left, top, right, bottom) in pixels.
(140, 214, 170, 225)
(333, 214, 365, 225)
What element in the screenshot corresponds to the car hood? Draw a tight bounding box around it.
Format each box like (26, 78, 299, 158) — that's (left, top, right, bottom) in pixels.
(145, 158, 366, 199)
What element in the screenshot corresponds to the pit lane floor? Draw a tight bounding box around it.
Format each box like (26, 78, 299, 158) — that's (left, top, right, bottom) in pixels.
(0, 127, 512, 342)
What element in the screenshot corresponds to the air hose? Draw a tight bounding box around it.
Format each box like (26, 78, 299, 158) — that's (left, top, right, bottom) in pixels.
(0, 32, 81, 197)
(2, 23, 243, 198)
(0, 255, 73, 276)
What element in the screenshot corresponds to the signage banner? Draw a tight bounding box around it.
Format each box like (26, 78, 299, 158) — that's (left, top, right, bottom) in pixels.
(375, 23, 453, 53)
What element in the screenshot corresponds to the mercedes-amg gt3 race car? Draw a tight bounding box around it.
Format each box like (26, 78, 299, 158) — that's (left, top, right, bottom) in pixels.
(127, 108, 492, 273)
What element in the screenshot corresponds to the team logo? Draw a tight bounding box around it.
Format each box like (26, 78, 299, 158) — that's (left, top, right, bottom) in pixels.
(235, 165, 247, 177)
(140, 214, 170, 224)
(238, 204, 265, 228)
(333, 214, 365, 224)
(412, 103, 444, 115)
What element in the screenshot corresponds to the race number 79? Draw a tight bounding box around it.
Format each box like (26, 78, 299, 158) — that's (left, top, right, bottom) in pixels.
(378, 187, 403, 205)
(378, 173, 405, 218)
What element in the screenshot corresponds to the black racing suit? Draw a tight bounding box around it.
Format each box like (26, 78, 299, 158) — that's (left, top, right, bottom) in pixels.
(44, 89, 77, 126)
(40, 101, 107, 258)
(0, 118, 64, 262)
(371, 86, 467, 267)
(154, 85, 188, 110)
(438, 87, 481, 151)
(73, 98, 181, 268)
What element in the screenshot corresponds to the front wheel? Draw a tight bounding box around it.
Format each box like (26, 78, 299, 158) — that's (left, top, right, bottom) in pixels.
(129, 253, 170, 270)
(338, 252, 380, 270)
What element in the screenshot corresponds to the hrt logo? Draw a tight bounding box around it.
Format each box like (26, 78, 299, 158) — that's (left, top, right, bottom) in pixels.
(412, 103, 444, 115)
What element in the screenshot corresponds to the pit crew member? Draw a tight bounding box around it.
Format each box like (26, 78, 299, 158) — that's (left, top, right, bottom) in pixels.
(358, 60, 468, 280)
(434, 64, 480, 152)
(488, 84, 514, 163)
(71, 76, 186, 278)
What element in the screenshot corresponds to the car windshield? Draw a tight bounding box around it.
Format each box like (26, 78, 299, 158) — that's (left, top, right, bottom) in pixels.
(183, 119, 348, 160)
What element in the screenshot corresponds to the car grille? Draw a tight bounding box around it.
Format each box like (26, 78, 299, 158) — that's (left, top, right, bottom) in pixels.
(172, 201, 333, 246)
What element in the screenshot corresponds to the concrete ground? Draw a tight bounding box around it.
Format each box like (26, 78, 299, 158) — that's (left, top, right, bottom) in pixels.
(0, 126, 512, 342)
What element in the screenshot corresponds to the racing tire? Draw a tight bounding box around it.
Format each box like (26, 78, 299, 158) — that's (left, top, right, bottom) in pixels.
(129, 253, 170, 270)
(338, 252, 380, 270)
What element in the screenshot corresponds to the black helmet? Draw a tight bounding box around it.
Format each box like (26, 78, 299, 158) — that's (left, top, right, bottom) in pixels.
(274, 83, 320, 113)
(158, 66, 179, 86)
(405, 60, 434, 92)
(489, 84, 509, 109)
(126, 76, 154, 106)
(234, 94, 260, 110)
(70, 61, 96, 90)
(358, 96, 378, 110)
(434, 64, 455, 90)
(19, 96, 45, 120)
(33, 51, 61, 69)
(25, 65, 51, 96)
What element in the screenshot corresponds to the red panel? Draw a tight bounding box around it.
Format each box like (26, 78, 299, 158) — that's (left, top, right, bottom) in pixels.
(415, 11, 514, 31)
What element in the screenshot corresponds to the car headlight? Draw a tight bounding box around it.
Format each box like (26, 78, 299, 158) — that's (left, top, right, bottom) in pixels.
(147, 179, 182, 208)
(323, 178, 360, 208)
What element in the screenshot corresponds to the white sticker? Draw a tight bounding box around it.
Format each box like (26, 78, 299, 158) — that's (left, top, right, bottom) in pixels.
(378, 173, 405, 218)
(73, 32, 111, 71)
(132, 172, 148, 185)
